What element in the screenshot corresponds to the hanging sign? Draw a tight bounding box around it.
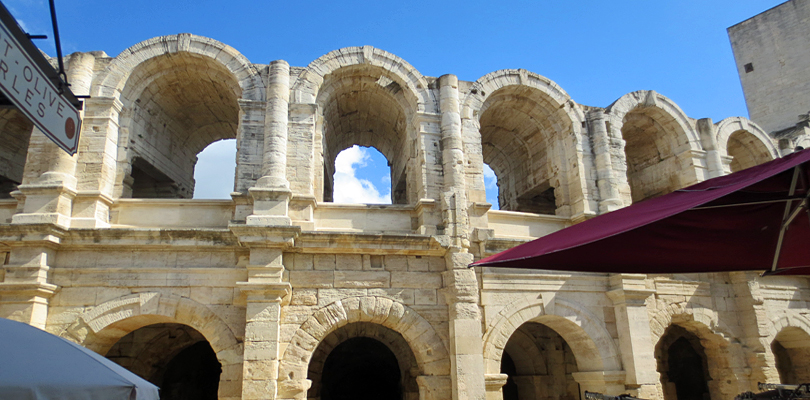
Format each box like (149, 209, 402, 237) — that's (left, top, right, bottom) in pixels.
(0, 15, 81, 155)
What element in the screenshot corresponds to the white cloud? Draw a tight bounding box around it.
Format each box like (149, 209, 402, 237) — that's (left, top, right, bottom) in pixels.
(483, 164, 499, 210)
(333, 146, 391, 204)
(483, 164, 498, 189)
(193, 139, 236, 199)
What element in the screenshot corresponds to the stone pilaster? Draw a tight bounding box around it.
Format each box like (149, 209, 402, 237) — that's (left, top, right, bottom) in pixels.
(443, 252, 486, 400)
(72, 96, 123, 228)
(232, 225, 299, 400)
(587, 110, 624, 213)
(0, 226, 62, 328)
(607, 274, 658, 398)
(729, 271, 773, 390)
(697, 118, 726, 178)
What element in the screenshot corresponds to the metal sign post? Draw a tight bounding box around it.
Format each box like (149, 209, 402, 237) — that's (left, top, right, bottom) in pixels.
(0, 1, 82, 155)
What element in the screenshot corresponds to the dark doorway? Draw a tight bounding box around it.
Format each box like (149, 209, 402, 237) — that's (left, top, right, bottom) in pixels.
(771, 327, 810, 384)
(657, 325, 710, 400)
(105, 323, 221, 400)
(160, 341, 222, 400)
(667, 337, 709, 400)
(321, 337, 402, 400)
(501, 351, 519, 400)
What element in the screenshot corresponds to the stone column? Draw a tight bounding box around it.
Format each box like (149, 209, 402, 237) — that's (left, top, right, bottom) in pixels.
(233, 225, 299, 400)
(606, 274, 658, 399)
(697, 118, 725, 178)
(587, 110, 624, 213)
(248, 61, 292, 226)
(440, 74, 470, 249)
(0, 229, 61, 328)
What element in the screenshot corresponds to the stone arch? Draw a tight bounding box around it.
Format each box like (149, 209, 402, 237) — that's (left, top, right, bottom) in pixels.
(307, 322, 421, 400)
(93, 33, 263, 102)
(607, 91, 702, 203)
(461, 69, 590, 216)
(715, 117, 778, 172)
(650, 305, 747, 400)
(278, 296, 449, 398)
(764, 311, 810, 384)
(482, 295, 622, 375)
(59, 292, 242, 373)
(94, 35, 263, 199)
(292, 48, 431, 204)
(290, 46, 433, 113)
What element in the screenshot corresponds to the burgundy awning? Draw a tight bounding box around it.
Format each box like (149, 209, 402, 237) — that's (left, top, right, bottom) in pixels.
(471, 148, 810, 275)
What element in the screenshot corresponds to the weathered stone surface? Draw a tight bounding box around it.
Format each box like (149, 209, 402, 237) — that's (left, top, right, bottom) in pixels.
(0, 29, 806, 400)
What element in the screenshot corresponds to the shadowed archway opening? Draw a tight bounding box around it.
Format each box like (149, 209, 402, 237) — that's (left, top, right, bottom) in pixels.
(500, 321, 579, 400)
(771, 327, 810, 384)
(104, 323, 222, 400)
(478, 85, 571, 215)
(656, 325, 710, 400)
(316, 65, 414, 205)
(620, 107, 690, 203)
(0, 109, 33, 198)
(307, 322, 418, 400)
(727, 130, 774, 172)
(118, 52, 241, 199)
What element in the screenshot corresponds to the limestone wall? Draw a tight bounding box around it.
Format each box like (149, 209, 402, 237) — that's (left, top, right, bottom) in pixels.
(0, 34, 808, 400)
(729, 0, 810, 135)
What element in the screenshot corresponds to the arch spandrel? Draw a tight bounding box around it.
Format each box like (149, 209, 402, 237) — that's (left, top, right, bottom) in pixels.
(482, 295, 622, 375)
(290, 46, 435, 113)
(93, 33, 264, 102)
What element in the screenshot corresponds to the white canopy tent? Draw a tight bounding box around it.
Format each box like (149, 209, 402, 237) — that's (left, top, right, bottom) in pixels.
(0, 317, 159, 400)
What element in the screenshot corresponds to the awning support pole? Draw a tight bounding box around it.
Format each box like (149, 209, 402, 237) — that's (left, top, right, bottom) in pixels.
(772, 166, 802, 272)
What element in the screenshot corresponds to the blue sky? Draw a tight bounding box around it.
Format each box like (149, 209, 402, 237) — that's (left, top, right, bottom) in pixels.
(4, 0, 785, 204)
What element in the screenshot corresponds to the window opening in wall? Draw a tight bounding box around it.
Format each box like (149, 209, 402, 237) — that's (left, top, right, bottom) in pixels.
(105, 323, 222, 400)
(483, 163, 499, 210)
(193, 139, 236, 199)
(331, 145, 392, 204)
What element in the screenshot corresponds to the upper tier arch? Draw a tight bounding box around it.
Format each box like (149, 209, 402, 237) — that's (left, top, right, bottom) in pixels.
(93, 33, 264, 102)
(290, 46, 436, 113)
(606, 90, 701, 152)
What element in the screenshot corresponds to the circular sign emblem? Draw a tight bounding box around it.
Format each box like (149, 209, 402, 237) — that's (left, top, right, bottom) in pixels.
(65, 118, 75, 140)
